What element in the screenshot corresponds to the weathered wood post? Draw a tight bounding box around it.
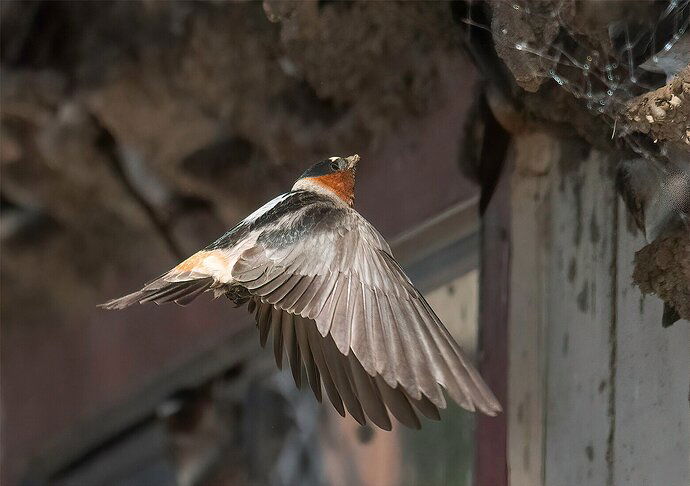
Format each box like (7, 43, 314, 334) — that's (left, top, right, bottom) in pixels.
(505, 131, 690, 486)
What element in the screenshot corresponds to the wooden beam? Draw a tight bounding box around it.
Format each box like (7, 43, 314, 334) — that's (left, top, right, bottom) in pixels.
(474, 132, 511, 486)
(392, 197, 480, 293)
(613, 204, 690, 485)
(543, 144, 617, 486)
(507, 132, 560, 486)
(506, 133, 689, 486)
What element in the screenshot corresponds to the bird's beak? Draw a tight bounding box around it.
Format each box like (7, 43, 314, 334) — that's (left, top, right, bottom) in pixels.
(345, 154, 360, 170)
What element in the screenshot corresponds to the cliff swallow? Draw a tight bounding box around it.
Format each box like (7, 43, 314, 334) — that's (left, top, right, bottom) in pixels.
(102, 154, 501, 430)
(616, 154, 690, 327)
(616, 157, 690, 244)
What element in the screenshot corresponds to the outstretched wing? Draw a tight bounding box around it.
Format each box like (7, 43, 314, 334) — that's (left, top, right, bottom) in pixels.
(233, 201, 501, 428)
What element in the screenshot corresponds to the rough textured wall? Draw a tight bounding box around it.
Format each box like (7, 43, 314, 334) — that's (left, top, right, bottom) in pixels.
(1, 1, 463, 287)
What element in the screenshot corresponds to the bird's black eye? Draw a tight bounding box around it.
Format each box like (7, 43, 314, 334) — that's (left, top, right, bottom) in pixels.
(330, 161, 340, 171)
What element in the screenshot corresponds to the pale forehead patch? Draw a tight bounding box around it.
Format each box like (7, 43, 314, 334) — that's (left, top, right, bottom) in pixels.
(329, 156, 340, 161)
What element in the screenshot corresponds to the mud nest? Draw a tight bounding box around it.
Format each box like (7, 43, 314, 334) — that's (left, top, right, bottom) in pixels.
(633, 230, 690, 322)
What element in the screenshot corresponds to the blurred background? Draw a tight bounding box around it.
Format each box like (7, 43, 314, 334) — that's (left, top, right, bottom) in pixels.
(1, 1, 689, 486)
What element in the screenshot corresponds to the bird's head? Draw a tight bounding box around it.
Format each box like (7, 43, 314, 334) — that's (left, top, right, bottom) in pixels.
(292, 154, 360, 206)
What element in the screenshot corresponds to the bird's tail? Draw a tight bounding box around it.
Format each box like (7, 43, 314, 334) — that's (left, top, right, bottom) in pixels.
(99, 277, 214, 310)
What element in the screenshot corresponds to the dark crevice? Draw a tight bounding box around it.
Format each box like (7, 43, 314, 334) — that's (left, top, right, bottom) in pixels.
(461, 90, 512, 215)
(274, 80, 346, 126)
(606, 186, 619, 486)
(181, 136, 256, 179)
(89, 113, 186, 261)
(0, 0, 42, 64)
(452, 0, 518, 104)
(0, 193, 19, 212)
(168, 194, 215, 221)
(0, 193, 58, 243)
(317, 0, 354, 11)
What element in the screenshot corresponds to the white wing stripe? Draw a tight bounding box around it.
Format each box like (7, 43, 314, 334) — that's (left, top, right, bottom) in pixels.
(242, 192, 291, 224)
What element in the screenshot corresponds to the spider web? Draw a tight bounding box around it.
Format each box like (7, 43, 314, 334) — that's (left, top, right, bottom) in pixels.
(461, 0, 690, 166)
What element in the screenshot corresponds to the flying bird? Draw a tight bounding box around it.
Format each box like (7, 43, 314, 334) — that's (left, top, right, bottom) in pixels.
(101, 154, 502, 430)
